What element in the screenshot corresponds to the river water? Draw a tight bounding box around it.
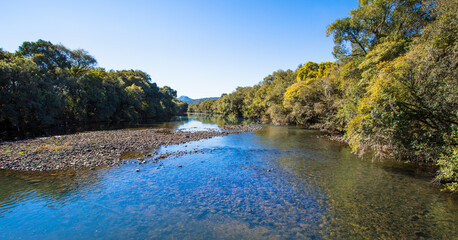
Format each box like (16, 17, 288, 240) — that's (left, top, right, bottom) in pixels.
(0, 115, 457, 239)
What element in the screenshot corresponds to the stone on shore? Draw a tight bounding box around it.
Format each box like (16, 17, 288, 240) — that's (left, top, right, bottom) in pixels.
(0, 125, 262, 171)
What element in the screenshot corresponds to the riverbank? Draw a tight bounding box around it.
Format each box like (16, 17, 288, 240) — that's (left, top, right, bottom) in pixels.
(0, 125, 262, 171)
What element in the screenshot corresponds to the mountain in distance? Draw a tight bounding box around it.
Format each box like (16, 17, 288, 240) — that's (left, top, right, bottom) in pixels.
(177, 96, 219, 105)
(177, 96, 193, 102)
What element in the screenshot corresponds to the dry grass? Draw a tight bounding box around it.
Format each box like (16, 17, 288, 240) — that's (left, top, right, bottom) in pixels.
(33, 142, 72, 152)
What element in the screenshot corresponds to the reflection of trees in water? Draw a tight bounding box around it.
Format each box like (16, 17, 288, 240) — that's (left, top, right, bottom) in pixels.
(255, 126, 458, 239)
(152, 117, 188, 129)
(186, 113, 259, 127)
(5, 119, 182, 141)
(7, 114, 257, 140)
(0, 168, 104, 213)
(321, 158, 458, 239)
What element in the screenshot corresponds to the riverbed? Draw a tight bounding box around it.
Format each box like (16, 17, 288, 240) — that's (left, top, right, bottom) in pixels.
(0, 115, 457, 239)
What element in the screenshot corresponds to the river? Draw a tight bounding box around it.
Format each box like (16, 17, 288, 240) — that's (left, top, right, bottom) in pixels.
(0, 114, 457, 239)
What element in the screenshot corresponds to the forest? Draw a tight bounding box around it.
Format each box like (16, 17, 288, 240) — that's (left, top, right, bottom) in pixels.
(189, 0, 458, 191)
(0, 40, 187, 137)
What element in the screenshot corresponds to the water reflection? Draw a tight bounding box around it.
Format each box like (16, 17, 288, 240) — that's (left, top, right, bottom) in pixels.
(1, 114, 192, 141)
(176, 119, 221, 132)
(256, 126, 458, 239)
(0, 116, 457, 239)
(0, 168, 105, 217)
(175, 113, 260, 132)
(187, 113, 260, 126)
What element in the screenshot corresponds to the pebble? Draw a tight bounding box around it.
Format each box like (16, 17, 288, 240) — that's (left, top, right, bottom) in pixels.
(0, 125, 262, 171)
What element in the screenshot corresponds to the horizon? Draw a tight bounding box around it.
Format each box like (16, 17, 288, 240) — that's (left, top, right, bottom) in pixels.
(0, 0, 358, 99)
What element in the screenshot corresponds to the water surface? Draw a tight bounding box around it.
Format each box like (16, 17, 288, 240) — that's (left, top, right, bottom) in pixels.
(0, 115, 457, 239)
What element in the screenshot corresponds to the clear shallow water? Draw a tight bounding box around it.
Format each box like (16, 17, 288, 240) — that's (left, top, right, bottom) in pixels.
(176, 118, 221, 132)
(0, 115, 457, 239)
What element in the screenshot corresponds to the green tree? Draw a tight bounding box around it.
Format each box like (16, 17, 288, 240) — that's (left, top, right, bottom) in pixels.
(327, 0, 434, 59)
(1, 40, 183, 137)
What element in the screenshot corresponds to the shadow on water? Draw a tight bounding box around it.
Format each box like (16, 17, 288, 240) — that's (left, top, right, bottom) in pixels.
(0, 115, 457, 239)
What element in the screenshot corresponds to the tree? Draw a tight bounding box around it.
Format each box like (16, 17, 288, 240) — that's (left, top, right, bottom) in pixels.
(327, 0, 434, 59)
(1, 40, 183, 138)
(0, 55, 64, 131)
(17, 40, 73, 71)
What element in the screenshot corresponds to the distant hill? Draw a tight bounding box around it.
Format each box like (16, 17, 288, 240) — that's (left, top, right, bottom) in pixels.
(177, 96, 193, 102)
(177, 96, 219, 105)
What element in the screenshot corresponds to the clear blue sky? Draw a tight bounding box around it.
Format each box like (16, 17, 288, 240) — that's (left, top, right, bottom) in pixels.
(0, 0, 357, 99)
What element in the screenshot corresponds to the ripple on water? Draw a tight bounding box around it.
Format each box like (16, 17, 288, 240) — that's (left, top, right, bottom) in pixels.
(0, 117, 457, 239)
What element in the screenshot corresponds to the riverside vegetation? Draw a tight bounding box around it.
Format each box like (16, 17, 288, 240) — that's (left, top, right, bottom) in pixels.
(0, 40, 188, 138)
(0, 39, 263, 171)
(189, 0, 458, 192)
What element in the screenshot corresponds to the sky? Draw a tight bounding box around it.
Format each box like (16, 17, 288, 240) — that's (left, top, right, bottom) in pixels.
(0, 0, 358, 99)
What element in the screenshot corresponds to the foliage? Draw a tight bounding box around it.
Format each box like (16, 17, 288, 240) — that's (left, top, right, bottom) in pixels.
(283, 62, 341, 129)
(187, 0, 458, 191)
(437, 128, 458, 192)
(326, 0, 434, 58)
(0, 40, 184, 137)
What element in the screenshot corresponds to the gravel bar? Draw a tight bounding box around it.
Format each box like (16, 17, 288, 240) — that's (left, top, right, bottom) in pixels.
(0, 125, 262, 171)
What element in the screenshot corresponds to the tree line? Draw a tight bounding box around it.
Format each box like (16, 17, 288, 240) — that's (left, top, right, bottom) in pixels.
(0, 40, 187, 137)
(189, 0, 457, 191)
